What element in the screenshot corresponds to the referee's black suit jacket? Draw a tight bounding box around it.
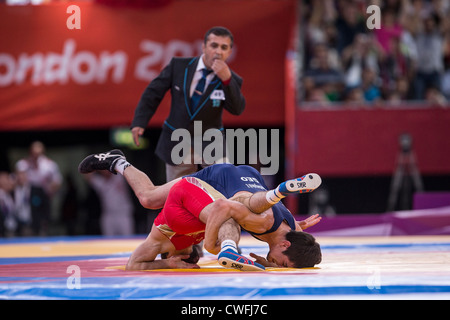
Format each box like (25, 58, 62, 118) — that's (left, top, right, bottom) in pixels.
(131, 56, 246, 165)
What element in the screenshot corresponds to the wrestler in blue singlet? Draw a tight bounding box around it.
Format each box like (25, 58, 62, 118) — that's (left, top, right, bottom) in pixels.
(187, 163, 297, 238)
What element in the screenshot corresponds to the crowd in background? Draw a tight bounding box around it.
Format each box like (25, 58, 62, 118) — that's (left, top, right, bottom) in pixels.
(0, 142, 62, 237)
(300, 0, 450, 107)
(0, 141, 135, 237)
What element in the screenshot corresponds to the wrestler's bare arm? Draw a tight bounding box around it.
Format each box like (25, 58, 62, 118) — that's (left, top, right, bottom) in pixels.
(203, 199, 273, 254)
(231, 192, 322, 231)
(126, 225, 198, 270)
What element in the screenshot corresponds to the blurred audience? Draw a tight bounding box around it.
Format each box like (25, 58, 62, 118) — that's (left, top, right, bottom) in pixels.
(412, 12, 444, 100)
(0, 142, 139, 238)
(0, 172, 16, 237)
(303, 42, 346, 102)
(14, 161, 49, 236)
(308, 187, 336, 217)
(301, 0, 450, 108)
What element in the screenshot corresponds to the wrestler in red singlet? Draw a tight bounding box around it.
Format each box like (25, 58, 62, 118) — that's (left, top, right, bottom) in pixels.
(153, 177, 216, 250)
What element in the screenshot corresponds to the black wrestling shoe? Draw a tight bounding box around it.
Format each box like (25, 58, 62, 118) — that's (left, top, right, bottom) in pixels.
(78, 149, 125, 174)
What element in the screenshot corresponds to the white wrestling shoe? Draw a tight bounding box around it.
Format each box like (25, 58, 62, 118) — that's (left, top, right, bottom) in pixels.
(278, 173, 322, 195)
(218, 250, 265, 271)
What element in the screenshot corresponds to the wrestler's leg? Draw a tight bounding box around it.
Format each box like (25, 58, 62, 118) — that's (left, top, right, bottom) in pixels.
(230, 191, 273, 214)
(121, 165, 180, 210)
(217, 217, 264, 271)
(218, 218, 240, 245)
(78, 148, 179, 210)
(266, 173, 322, 204)
(230, 173, 322, 214)
(200, 199, 264, 271)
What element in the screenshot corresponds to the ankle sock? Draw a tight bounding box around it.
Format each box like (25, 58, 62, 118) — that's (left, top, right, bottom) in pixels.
(114, 158, 131, 175)
(265, 187, 284, 204)
(220, 240, 238, 253)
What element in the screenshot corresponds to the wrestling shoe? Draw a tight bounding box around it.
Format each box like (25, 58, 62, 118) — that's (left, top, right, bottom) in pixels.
(278, 173, 322, 196)
(78, 149, 125, 174)
(218, 250, 265, 271)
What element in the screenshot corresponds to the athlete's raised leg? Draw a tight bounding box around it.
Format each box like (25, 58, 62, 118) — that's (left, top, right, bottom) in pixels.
(229, 173, 322, 214)
(123, 166, 180, 210)
(78, 149, 126, 174)
(78, 149, 178, 209)
(266, 173, 322, 204)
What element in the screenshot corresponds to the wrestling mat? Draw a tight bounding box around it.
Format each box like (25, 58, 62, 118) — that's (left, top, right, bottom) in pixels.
(1, 234, 449, 300)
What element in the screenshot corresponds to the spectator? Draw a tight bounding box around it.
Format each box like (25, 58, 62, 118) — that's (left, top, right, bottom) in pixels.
(308, 187, 336, 217)
(304, 87, 331, 105)
(412, 13, 444, 100)
(12, 163, 31, 236)
(22, 141, 62, 197)
(13, 161, 48, 236)
(303, 42, 345, 102)
(385, 90, 403, 105)
(341, 33, 382, 89)
(16, 141, 62, 235)
(374, 9, 403, 55)
(361, 66, 382, 104)
(393, 75, 413, 101)
(83, 171, 134, 236)
(343, 87, 366, 107)
(379, 34, 415, 95)
(0, 171, 16, 237)
(334, 0, 367, 54)
(425, 85, 448, 107)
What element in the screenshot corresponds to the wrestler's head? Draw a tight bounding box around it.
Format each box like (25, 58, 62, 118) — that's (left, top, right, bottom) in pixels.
(160, 245, 201, 265)
(266, 231, 321, 268)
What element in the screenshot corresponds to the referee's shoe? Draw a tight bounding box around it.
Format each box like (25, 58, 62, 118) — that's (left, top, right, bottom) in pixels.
(78, 149, 125, 175)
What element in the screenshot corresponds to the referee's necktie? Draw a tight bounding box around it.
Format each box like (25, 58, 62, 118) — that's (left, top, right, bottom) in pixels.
(190, 68, 213, 114)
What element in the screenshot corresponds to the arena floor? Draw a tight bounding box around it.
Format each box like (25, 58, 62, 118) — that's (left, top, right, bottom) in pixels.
(0, 234, 449, 300)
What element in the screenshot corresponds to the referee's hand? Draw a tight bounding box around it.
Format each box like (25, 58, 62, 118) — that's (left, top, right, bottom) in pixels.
(131, 126, 145, 146)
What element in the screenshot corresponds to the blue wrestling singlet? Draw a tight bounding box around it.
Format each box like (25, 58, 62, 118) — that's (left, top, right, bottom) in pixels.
(187, 164, 296, 237)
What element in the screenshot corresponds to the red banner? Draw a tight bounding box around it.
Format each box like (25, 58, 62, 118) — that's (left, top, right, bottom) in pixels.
(294, 108, 450, 176)
(0, 1, 295, 131)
